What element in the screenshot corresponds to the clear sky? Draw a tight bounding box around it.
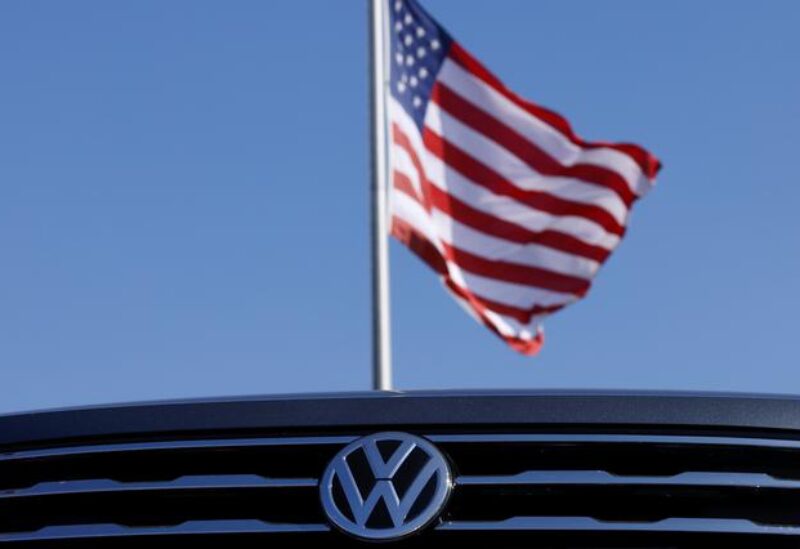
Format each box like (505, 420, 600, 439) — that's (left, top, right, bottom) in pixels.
(1, 0, 799, 414)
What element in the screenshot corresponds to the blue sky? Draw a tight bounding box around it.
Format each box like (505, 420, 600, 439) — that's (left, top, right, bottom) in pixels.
(1, 0, 799, 414)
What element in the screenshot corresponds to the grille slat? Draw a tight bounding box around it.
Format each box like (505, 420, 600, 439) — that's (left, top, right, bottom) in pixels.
(457, 470, 800, 489)
(439, 516, 800, 535)
(0, 475, 318, 500)
(0, 521, 330, 543)
(427, 433, 800, 448)
(7, 516, 800, 544)
(0, 436, 356, 463)
(0, 437, 348, 491)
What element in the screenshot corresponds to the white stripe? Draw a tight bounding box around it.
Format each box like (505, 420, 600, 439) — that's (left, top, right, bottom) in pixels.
(388, 97, 426, 157)
(481, 308, 517, 337)
(486, 310, 545, 340)
(391, 141, 425, 199)
(392, 154, 600, 279)
(425, 102, 629, 226)
(444, 284, 534, 340)
(390, 186, 442, 254)
(437, 59, 652, 197)
(443, 282, 547, 339)
(430, 209, 600, 280)
(390, 144, 422, 190)
(446, 263, 576, 310)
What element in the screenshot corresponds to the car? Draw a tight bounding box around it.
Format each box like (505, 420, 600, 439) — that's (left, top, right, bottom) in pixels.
(2, 390, 800, 547)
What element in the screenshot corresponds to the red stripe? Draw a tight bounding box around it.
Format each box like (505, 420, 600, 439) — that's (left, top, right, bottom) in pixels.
(505, 334, 543, 355)
(391, 126, 434, 211)
(443, 279, 545, 356)
(447, 42, 662, 181)
(429, 181, 610, 262)
(392, 169, 425, 208)
(391, 216, 547, 355)
(422, 128, 626, 237)
(391, 215, 447, 276)
(456, 286, 565, 323)
(431, 82, 637, 208)
(392, 126, 611, 263)
(440, 242, 590, 296)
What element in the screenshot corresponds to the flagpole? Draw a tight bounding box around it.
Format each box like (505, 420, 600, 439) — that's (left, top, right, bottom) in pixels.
(369, 0, 393, 391)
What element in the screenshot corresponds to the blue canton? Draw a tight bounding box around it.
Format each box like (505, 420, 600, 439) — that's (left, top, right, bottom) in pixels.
(388, 0, 452, 131)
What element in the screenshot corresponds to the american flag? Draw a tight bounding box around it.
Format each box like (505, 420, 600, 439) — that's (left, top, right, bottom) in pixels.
(386, 0, 661, 355)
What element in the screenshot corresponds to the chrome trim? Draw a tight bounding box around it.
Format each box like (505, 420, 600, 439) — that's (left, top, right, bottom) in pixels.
(0, 435, 355, 462)
(0, 521, 329, 542)
(6, 433, 800, 464)
(5, 518, 798, 542)
(427, 433, 800, 448)
(438, 517, 800, 536)
(0, 475, 317, 500)
(457, 470, 800, 489)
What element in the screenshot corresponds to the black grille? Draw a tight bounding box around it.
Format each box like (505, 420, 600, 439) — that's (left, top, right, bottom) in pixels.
(434, 433, 800, 546)
(0, 436, 343, 545)
(3, 432, 800, 547)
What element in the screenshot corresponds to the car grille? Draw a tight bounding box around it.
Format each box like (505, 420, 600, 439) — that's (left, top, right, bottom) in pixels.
(3, 431, 800, 547)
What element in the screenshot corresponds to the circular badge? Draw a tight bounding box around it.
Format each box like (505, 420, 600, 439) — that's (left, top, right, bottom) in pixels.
(319, 432, 452, 541)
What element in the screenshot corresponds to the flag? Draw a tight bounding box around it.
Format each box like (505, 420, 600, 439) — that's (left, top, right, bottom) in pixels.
(386, 0, 661, 355)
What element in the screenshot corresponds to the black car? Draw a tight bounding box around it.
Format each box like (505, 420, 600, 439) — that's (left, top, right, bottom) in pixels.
(2, 390, 800, 547)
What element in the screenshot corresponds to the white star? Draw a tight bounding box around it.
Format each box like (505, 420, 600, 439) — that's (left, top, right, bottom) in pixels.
(413, 96, 422, 108)
(395, 21, 403, 32)
(404, 34, 413, 47)
(431, 39, 440, 50)
(417, 47, 426, 58)
(418, 67, 429, 79)
(394, 1, 402, 12)
(397, 81, 407, 93)
(416, 27, 426, 38)
(406, 55, 415, 66)
(404, 14, 413, 25)
(410, 76, 418, 87)
(395, 53, 404, 66)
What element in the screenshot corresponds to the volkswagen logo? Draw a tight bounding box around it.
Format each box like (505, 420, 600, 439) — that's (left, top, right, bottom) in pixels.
(319, 432, 452, 541)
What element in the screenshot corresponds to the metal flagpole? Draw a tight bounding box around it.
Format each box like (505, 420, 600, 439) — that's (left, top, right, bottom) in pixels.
(369, 0, 393, 391)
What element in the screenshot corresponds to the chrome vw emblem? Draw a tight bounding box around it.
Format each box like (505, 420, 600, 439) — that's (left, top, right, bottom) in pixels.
(319, 432, 452, 541)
